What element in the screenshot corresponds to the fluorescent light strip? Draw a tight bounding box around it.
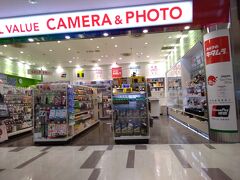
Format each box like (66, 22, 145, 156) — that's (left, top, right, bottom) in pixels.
(169, 116, 209, 140)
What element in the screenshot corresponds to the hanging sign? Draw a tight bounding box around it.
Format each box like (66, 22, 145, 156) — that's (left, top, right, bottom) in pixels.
(112, 67, 122, 78)
(204, 29, 238, 132)
(0, 1, 192, 38)
(28, 69, 52, 75)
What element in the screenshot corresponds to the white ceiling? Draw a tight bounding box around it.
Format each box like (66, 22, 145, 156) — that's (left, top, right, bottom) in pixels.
(0, 31, 182, 68)
(0, 0, 181, 18)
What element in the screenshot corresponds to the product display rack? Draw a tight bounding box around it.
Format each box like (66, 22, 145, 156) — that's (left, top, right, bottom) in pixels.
(0, 84, 33, 141)
(147, 77, 165, 96)
(33, 83, 99, 143)
(112, 77, 150, 142)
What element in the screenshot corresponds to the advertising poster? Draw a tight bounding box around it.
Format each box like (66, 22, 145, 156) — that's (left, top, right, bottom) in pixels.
(112, 67, 122, 78)
(204, 29, 238, 131)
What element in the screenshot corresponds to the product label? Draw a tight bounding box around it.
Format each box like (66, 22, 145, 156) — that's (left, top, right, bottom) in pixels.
(0, 2, 192, 38)
(204, 29, 238, 131)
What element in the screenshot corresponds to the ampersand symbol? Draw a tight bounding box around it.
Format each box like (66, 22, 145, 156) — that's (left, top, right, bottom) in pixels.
(115, 15, 122, 25)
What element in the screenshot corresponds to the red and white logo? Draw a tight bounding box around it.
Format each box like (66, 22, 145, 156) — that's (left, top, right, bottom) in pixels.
(208, 75, 217, 86)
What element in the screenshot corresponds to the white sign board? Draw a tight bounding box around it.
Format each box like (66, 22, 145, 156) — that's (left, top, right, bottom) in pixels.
(0, 1, 192, 38)
(204, 29, 238, 132)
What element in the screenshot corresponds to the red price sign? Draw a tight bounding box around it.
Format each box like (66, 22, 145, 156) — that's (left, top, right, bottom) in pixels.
(112, 67, 122, 78)
(204, 36, 230, 65)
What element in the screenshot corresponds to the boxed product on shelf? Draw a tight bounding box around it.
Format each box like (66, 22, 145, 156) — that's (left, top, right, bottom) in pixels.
(33, 83, 99, 143)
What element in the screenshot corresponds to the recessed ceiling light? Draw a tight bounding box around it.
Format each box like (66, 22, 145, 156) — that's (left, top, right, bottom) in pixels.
(65, 35, 71, 39)
(168, 36, 172, 39)
(57, 41, 61, 43)
(143, 29, 148, 33)
(69, 60, 72, 63)
(146, 55, 150, 58)
(103, 32, 109, 37)
(28, 0, 38, 4)
(98, 58, 101, 62)
(96, 46, 100, 49)
(72, 57, 75, 59)
(28, 38, 34, 42)
(140, 52, 143, 55)
(136, 53, 139, 55)
(68, 48, 71, 51)
(90, 38, 93, 41)
(0, 52, 3, 55)
(36, 42, 40, 45)
(184, 26, 190, 30)
(145, 42, 148, 45)
(20, 51, 24, 54)
(119, 57, 122, 60)
(111, 37, 114, 39)
(94, 63, 98, 67)
(49, 49, 53, 52)
(3, 45, 7, 47)
(101, 55, 104, 58)
(114, 44, 118, 48)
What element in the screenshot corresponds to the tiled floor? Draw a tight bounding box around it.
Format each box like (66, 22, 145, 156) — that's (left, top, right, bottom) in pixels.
(0, 116, 208, 147)
(0, 144, 239, 180)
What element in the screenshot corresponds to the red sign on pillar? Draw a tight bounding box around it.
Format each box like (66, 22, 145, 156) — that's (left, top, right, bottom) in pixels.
(112, 67, 122, 78)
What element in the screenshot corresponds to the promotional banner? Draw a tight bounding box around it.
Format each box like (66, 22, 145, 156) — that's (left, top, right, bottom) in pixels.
(0, 1, 192, 38)
(112, 67, 122, 78)
(204, 29, 238, 131)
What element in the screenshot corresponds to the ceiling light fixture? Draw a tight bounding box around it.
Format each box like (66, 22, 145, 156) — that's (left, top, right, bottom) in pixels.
(94, 63, 99, 67)
(36, 42, 40, 45)
(49, 49, 53, 52)
(184, 26, 190, 30)
(90, 38, 93, 41)
(146, 55, 150, 58)
(143, 29, 148, 33)
(96, 46, 100, 49)
(98, 59, 101, 62)
(145, 42, 148, 45)
(20, 51, 24, 54)
(119, 57, 122, 60)
(57, 41, 61, 43)
(76, 57, 79, 59)
(69, 60, 72, 63)
(103, 32, 109, 37)
(65, 35, 71, 39)
(28, 38, 34, 42)
(0, 52, 3, 55)
(111, 37, 114, 39)
(3, 45, 7, 47)
(114, 44, 118, 48)
(28, 0, 38, 4)
(68, 48, 71, 51)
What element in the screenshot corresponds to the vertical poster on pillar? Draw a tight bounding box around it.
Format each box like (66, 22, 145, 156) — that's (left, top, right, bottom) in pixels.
(204, 29, 238, 131)
(93, 67, 103, 80)
(112, 67, 122, 79)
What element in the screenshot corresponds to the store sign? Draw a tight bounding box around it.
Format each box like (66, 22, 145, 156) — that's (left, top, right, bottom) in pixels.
(112, 67, 122, 78)
(204, 29, 238, 131)
(28, 69, 52, 75)
(0, 2, 192, 38)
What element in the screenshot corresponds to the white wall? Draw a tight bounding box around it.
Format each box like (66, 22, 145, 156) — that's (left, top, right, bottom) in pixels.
(43, 61, 166, 83)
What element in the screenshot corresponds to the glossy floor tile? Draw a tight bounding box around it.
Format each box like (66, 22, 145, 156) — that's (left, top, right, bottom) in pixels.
(0, 144, 239, 180)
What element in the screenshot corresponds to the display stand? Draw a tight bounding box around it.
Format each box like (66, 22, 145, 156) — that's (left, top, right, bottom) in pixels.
(0, 84, 33, 142)
(112, 77, 150, 143)
(33, 83, 99, 143)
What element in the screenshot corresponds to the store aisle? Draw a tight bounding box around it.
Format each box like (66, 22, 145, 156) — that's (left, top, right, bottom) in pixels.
(0, 144, 238, 180)
(0, 116, 208, 147)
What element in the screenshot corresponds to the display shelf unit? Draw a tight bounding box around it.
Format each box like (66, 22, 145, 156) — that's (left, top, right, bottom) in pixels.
(0, 84, 33, 142)
(112, 77, 150, 142)
(33, 83, 98, 143)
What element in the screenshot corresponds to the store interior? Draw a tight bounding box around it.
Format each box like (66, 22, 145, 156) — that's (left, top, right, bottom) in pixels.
(0, 28, 209, 146)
